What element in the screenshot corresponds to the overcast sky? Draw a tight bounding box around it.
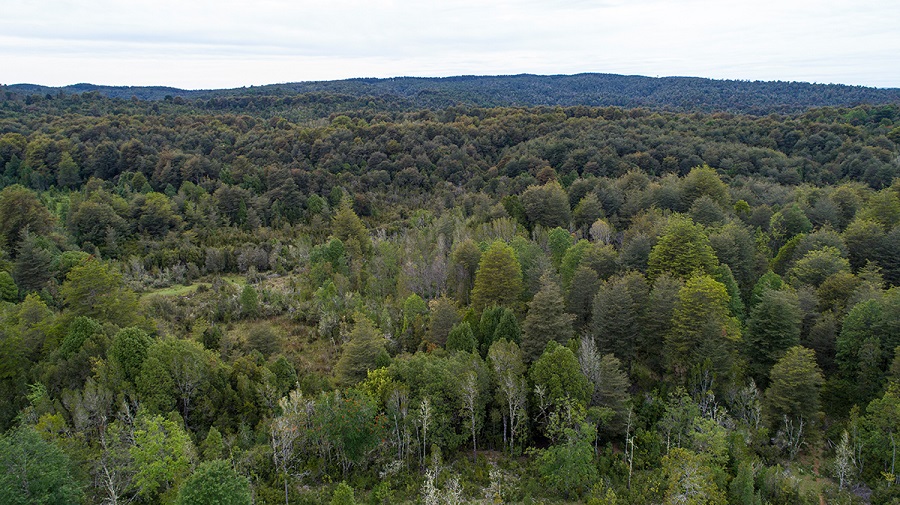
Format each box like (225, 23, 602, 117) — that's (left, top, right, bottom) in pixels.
(3, 0, 898, 89)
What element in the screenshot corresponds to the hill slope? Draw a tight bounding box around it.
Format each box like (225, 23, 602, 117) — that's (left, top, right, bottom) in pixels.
(8, 73, 900, 114)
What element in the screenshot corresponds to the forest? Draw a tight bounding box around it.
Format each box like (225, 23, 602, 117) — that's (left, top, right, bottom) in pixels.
(0, 85, 899, 504)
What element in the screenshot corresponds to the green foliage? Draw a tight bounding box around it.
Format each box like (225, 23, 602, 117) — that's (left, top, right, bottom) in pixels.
(130, 412, 194, 500)
(108, 326, 152, 384)
(747, 288, 802, 384)
(522, 276, 573, 363)
(470, 241, 523, 312)
(534, 425, 598, 499)
(58, 316, 102, 359)
(765, 346, 823, 426)
(175, 460, 252, 505)
(547, 227, 573, 267)
(60, 258, 141, 328)
(0, 425, 83, 504)
(239, 284, 259, 318)
(530, 341, 593, 409)
(661, 447, 727, 505)
(666, 275, 741, 379)
(0, 271, 17, 302)
(592, 271, 649, 367)
(446, 321, 477, 353)
(314, 388, 386, 475)
(647, 216, 718, 281)
(330, 482, 356, 505)
(788, 246, 851, 287)
(0, 184, 54, 252)
(521, 181, 571, 229)
(335, 315, 390, 387)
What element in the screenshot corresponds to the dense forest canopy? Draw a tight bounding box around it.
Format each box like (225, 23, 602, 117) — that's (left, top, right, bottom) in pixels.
(0, 82, 899, 504)
(7, 72, 900, 114)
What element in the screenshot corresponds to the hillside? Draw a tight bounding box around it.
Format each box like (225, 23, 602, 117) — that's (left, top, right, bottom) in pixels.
(8, 72, 900, 114)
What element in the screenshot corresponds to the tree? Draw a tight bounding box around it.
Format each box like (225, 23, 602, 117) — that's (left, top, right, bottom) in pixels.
(666, 275, 741, 379)
(566, 265, 600, 331)
(592, 271, 649, 368)
(0, 184, 54, 252)
(271, 389, 310, 505)
(488, 339, 527, 453)
(579, 335, 631, 434)
(56, 151, 80, 188)
(130, 412, 194, 501)
(521, 181, 571, 229)
(0, 271, 17, 302)
(60, 258, 141, 328)
(314, 388, 386, 476)
(449, 238, 481, 305)
(746, 288, 802, 385)
(239, 284, 259, 319)
(530, 341, 593, 411)
(765, 346, 823, 429)
(788, 246, 851, 288)
(334, 315, 390, 387)
(522, 275, 573, 363)
(0, 426, 83, 505)
(13, 231, 53, 296)
(108, 326, 152, 385)
(427, 296, 459, 347)
(446, 322, 477, 353)
(331, 200, 371, 257)
(470, 241, 523, 311)
(137, 337, 214, 428)
(548, 227, 573, 267)
(175, 460, 251, 505)
(660, 447, 727, 505)
(647, 216, 717, 281)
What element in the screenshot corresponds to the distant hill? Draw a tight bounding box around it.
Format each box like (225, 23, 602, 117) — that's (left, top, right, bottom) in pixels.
(7, 73, 900, 114)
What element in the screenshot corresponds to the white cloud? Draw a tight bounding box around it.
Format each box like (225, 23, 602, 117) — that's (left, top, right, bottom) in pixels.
(1, 0, 898, 88)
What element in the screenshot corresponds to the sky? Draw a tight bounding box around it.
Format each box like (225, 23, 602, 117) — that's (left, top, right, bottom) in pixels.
(2, 0, 899, 90)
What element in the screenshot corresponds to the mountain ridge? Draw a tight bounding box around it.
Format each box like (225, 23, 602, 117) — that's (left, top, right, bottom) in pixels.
(5, 72, 900, 114)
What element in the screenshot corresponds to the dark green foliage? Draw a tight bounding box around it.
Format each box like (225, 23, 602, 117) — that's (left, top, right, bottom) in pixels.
(175, 460, 252, 505)
(522, 276, 573, 363)
(58, 316, 102, 359)
(765, 346, 823, 426)
(0, 184, 54, 252)
(521, 182, 571, 229)
(747, 288, 802, 385)
(566, 265, 600, 331)
(109, 326, 152, 384)
(334, 315, 390, 387)
(592, 271, 649, 367)
(12, 232, 53, 296)
(446, 321, 477, 353)
(0, 426, 83, 504)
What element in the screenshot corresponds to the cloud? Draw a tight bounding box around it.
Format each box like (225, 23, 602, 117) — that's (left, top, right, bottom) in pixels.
(2, 0, 898, 88)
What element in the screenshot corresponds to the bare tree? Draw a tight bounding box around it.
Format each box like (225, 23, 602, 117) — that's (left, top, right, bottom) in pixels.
(834, 430, 854, 490)
(271, 389, 310, 505)
(461, 371, 479, 462)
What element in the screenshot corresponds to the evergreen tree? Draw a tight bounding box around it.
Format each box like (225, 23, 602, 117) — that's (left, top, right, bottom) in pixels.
(13, 231, 53, 296)
(175, 460, 252, 505)
(765, 346, 823, 428)
(446, 321, 477, 353)
(334, 315, 390, 387)
(592, 271, 649, 368)
(746, 288, 802, 385)
(522, 275, 573, 363)
(566, 265, 600, 332)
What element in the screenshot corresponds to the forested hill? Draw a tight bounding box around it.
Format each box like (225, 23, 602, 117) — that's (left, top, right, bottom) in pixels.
(8, 73, 900, 114)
